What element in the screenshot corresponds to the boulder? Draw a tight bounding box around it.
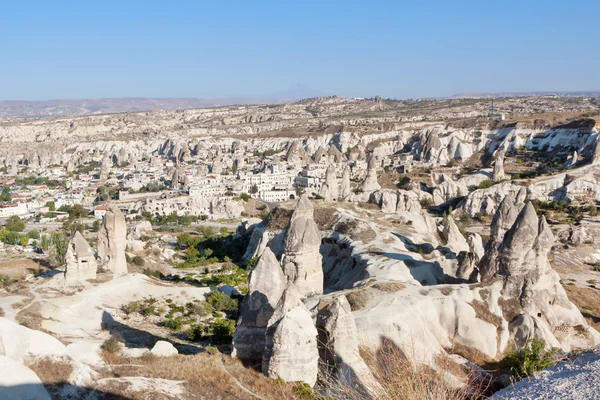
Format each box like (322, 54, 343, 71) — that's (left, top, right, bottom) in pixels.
(150, 341, 178, 357)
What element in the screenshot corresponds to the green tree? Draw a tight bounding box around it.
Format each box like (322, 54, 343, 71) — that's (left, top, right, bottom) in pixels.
(45, 201, 56, 211)
(39, 235, 51, 251)
(27, 230, 40, 239)
(20, 236, 29, 246)
(250, 184, 258, 194)
(0, 229, 8, 242)
(91, 220, 100, 232)
(51, 232, 69, 266)
(4, 232, 21, 245)
(0, 186, 11, 202)
(5, 216, 25, 232)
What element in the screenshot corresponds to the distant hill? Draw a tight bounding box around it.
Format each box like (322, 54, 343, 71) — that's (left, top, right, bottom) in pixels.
(452, 90, 600, 99)
(0, 85, 328, 118)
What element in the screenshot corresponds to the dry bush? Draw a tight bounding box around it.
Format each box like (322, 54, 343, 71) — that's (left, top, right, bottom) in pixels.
(24, 356, 73, 384)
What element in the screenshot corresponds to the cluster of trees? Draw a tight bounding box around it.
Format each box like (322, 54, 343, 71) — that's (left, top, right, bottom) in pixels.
(142, 211, 206, 226)
(175, 226, 241, 268)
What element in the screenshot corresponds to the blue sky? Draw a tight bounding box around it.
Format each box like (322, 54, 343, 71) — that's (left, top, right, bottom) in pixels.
(1, 1, 599, 100)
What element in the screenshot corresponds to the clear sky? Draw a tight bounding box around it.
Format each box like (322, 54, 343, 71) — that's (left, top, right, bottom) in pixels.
(1, 0, 599, 100)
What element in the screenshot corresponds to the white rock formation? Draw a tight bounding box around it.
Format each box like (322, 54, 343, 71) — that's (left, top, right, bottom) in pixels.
(64, 231, 97, 285)
(232, 248, 287, 361)
(318, 164, 339, 201)
(316, 296, 381, 395)
(338, 166, 352, 201)
(98, 204, 128, 275)
(0, 356, 51, 400)
(440, 216, 469, 254)
(263, 282, 318, 386)
(359, 156, 380, 193)
(492, 150, 507, 183)
(280, 195, 323, 298)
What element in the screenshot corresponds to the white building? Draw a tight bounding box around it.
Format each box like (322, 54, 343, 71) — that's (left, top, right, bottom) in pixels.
(0, 203, 28, 218)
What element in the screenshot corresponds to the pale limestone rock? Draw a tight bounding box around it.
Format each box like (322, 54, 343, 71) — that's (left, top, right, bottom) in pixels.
(592, 137, 600, 166)
(492, 150, 507, 183)
(318, 164, 339, 201)
(281, 195, 323, 298)
(440, 216, 469, 254)
(338, 166, 352, 201)
(466, 232, 484, 263)
(316, 296, 381, 395)
(478, 192, 525, 281)
(359, 156, 380, 193)
(459, 181, 525, 216)
(64, 231, 97, 285)
(263, 282, 318, 386)
(232, 248, 287, 361)
(0, 356, 51, 400)
(98, 205, 127, 275)
(150, 341, 178, 357)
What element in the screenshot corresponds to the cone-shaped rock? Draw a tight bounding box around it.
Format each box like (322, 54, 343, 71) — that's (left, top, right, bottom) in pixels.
(232, 248, 287, 361)
(262, 281, 318, 386)
(281, 195, 323, 298)
(97, 204, 127, 275)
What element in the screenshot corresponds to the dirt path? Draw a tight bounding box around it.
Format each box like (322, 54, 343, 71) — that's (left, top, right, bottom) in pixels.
(218, 355, 264, 400)
(0, 295, 26, 322)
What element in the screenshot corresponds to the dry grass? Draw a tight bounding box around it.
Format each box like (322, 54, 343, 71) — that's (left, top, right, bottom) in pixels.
(101, 352, 307, 400)
(564, 284, 600, 331)
(372, 281, 406, 293)
(313, 206, 340, 230)
(15, 302, 43, 331)
(346, 287, 373, 311)
(325, 342, 486, 400)
(470, 300, 504, 329)
(0, 259, 50, 279)
(445, 342, 494, 366)
(24, 356, 74, 385)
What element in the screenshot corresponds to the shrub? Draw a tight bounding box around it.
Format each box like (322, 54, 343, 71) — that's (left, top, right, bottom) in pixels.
(27, 230, 40, 239)
(239, 193, 251, 202)
(477, 180, 493, 190)
(419, 198, 433, 209)
(501, 338, 561, 378)
(101, 335, 122, 354)
(133, 256, 145, 266)
(206, 291, 239, 313)
(210, 319, 236, 344)
(163, 316, 184, 331)
(5, 216, 25, 232)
